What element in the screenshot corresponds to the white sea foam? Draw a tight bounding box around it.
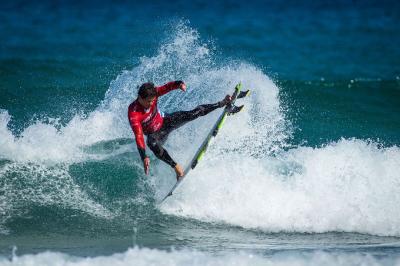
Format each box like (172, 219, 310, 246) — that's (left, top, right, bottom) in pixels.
(161, 139, 400, 236)
(0, 109, 118, 229)
(0, 108, 124, 164)
(1, 247, 399, 266)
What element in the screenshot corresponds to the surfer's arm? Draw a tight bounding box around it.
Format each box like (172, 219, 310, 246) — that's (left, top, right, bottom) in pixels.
(128, 111, 147, 161)
(156, 81, 186, 96)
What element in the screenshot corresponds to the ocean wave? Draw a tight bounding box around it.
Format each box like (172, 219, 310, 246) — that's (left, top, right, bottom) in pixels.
(1, 22, 399, 238)
(161, 138, 400, 236)
(1, 247, 399, 266)
(0, 22, 288, 233)
(0, 22, 288, 165)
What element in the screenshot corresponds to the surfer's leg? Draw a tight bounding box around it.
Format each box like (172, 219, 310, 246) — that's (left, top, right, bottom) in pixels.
(146, 135, 184, 179)
(163, 101, 226, 132)
(146, 135, 177, 168)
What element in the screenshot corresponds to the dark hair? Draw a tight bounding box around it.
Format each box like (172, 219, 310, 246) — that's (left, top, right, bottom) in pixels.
(138, 82, 156, 98)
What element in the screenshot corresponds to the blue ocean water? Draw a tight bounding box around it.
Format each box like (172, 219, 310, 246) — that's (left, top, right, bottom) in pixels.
(1, 0, 400, 265)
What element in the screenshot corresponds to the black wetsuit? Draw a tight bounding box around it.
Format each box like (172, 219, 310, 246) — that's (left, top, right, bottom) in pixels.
(146, 102, 223, 167)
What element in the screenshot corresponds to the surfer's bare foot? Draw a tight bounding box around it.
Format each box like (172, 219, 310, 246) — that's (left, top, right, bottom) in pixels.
(219, 94, 232, 107)
(174, 164, 184, 180)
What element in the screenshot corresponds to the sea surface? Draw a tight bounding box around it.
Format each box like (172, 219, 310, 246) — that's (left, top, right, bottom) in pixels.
(1, 0, 400, 265)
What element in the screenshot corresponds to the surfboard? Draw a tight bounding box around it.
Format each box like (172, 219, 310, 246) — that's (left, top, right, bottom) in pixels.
(160, 83, 250, 203)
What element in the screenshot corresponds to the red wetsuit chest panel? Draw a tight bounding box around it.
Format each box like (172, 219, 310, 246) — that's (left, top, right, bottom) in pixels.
(128, 98, 163, 135)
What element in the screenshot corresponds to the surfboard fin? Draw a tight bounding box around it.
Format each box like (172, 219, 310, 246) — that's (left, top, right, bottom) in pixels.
(228, 105, 244, 115)
(237, 90, 250, 99)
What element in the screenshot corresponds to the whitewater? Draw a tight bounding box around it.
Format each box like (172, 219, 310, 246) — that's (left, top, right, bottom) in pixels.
(2, 247, 400, 266)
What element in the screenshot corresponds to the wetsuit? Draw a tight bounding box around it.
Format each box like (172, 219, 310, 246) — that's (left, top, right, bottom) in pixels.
(128, 81, 224, 168)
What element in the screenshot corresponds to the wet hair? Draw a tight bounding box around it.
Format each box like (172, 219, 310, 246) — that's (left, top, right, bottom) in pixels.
(138, 82, 156, 99)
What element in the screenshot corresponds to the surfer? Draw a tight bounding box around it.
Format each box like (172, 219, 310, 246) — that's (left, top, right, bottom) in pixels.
(128, 81, 231, 180)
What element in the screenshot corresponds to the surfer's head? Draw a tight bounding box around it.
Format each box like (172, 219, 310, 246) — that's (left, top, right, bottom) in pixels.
(138, 82, 156, 108)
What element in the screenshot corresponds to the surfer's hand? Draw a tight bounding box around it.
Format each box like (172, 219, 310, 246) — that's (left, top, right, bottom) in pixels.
(179, 82, 187, 92)
(143, 157, 150, 175)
